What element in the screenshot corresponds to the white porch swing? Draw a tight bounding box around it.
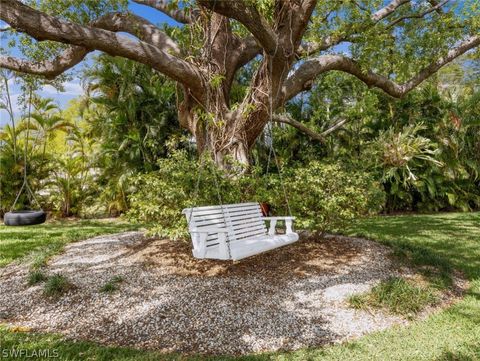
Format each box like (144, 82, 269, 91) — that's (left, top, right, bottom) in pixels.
(183, 202, 298, 261)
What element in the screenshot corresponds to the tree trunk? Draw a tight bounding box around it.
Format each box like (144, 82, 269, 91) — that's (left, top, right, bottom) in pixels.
(212, 136, 250, 170)
(178, 94, 252, 170)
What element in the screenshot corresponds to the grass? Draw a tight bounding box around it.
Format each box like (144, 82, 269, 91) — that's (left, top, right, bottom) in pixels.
(43, 274, 73, 297)
(0, 212, 479, 360)
(0, 325, 172, 361)
(27, 270, 47, 286)
(348, 276, 438, 318)
(0, 219, 140, 269)
(100, 275, 124, 293)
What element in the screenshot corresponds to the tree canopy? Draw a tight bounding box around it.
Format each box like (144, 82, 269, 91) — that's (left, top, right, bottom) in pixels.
(1, 0, 479, 167)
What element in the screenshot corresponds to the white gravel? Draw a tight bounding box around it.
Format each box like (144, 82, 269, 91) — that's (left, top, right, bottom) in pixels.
(0, 231, 411, 355)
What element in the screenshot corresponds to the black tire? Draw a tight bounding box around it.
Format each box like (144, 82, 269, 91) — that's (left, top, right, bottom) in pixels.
(3, 210, 47, 226)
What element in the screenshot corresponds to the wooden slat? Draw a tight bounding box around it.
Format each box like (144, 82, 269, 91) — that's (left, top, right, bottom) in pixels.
(231, 222, 265, 232)
(228, 210, 262, 219)
(234, 231, 266, 241)
(206, 242, 220, 247)
(230, 215, 263, 224)
(227, 206, 261, 214)
(233, 226, 266, 239)
(225, 202, 259, 209)
(186, 203, 260, 218)
(235, 229, 265, 238)
(226, 203, 260, 210)
(191, 218, 226, 227)
(234, 223, 266, 234)
(231, 222, 265, 231)
(194, 218, 225, 226)
(188, 202, 258, 212)
(190, 209, 225, 216)
(235, 233, 265, 242)
(229, 213, 261, 221)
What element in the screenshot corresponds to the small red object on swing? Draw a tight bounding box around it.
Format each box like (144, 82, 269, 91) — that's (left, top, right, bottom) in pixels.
(259, 202, 271, 217)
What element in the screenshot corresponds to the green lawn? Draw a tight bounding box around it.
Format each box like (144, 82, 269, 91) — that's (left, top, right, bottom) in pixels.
(0, 219, 140, 268)
(0, 213, 479, 360)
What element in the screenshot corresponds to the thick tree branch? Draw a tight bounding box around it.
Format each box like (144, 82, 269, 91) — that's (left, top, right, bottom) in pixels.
(272, 113, 350, 142)
(132, 0, 196, 24)
(285, 35, 480, 101)
(198, 0, 278, 55)
(0, 47, 89, 79)
(289, 0, 318, 47)
(298, 35, 345, 56)
(272, 114, 325, 142)
(0, 0, 203, 95)
(92, 12, 180, 53)
(235, 36, 262, 69)
(0, 10, 180, 79)
(0, 11, 180, 79)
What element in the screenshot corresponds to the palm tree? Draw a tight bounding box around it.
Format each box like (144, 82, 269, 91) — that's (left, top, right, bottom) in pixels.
(29, 96, 72, 161)
(84, 55, 181, 172)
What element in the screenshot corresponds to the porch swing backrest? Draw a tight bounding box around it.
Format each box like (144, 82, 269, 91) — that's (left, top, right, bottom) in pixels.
(183, 202, 268, 248)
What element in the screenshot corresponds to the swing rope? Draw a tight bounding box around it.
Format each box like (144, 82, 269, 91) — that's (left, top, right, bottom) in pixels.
(266, 50, 292, 217)
(188, 5, 232, 259)
(191, 3, 225, 212)
(10, 87, 42, 212)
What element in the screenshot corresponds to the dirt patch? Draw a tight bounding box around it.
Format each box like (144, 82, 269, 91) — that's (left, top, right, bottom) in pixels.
(0, 231, 464, 355)
(127, 235, 366, 278)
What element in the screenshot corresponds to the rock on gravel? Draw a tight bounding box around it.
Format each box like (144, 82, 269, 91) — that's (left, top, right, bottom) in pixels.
(0, 231, 412, 355)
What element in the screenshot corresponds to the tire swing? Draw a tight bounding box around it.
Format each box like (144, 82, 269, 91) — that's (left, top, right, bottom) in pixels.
(4, 88, 46, 226)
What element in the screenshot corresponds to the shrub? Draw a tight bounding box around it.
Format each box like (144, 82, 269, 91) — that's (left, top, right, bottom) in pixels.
(127, 152, 385, 239)
(126, 150, 256, 240)
(278, 162, 385, 235)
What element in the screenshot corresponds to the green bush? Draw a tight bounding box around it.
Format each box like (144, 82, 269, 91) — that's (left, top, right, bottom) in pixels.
(279, 162, 385, 235)
(127, 151, 385, 239)
(126, 150, 265, 240)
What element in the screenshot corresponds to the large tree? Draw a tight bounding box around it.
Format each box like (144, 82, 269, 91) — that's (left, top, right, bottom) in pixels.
(1, 0, 479, 169)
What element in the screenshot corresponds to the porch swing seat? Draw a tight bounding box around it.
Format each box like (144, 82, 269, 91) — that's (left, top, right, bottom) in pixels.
(183, 202, 298, 261)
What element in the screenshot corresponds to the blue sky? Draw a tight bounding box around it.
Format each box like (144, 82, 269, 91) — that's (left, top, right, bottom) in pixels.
(0, 1, 179, 127)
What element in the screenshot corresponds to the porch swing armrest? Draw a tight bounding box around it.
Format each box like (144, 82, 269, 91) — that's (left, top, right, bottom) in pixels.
(190, 227, 230, 260)
(263, 217, 295, 235)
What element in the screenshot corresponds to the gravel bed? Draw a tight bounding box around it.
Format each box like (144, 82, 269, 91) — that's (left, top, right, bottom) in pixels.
(0, 231, 412, 355)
